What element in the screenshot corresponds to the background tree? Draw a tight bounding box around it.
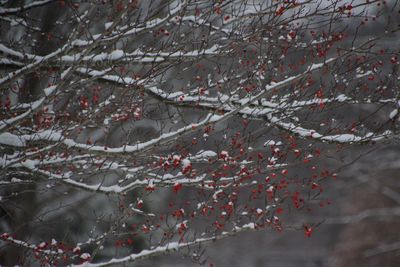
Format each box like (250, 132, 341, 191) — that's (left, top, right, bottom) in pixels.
(0, 0, 399, 266)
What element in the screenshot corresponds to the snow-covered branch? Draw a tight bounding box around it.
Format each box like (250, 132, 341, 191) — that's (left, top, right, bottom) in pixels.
(70, 221, 260, 267)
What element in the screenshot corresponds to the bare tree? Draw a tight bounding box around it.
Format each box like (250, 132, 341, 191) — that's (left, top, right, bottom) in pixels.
(0, 0, 399, 266)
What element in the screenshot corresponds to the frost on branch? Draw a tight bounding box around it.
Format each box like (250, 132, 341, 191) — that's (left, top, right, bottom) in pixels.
(0, 0, 399, 266)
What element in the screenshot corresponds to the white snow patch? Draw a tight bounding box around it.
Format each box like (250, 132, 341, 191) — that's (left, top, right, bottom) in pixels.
(389, 109, 398, 119)
(0, 132, 25, 147)
(109, 50, 124, 60)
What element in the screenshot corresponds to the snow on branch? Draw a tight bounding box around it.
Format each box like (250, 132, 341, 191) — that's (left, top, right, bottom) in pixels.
(0, 46, 70, 87)
(70, 221, 259, 267)
(0, 234, 63, 256)
(0, 85, 57, 132)
(62, 44, 223, 64)
(267, 113, 393, 144)
(7, 113, 223, 154)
